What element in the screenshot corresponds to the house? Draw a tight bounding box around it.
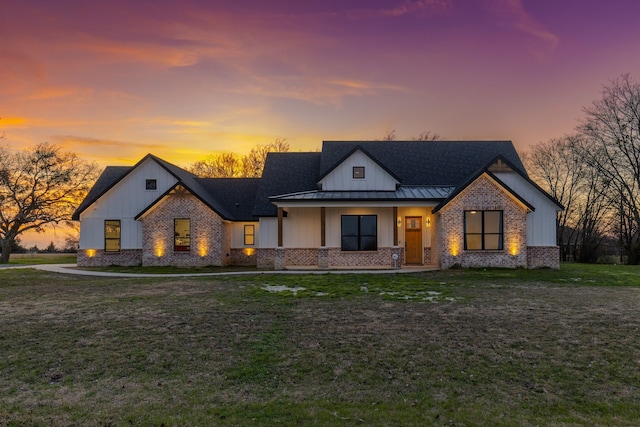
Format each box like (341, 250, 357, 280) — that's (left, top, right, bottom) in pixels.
(73, 140, 563, 269)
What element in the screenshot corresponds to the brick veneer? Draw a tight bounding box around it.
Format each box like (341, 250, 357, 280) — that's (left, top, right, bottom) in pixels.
(140, 189, 231, 267)
(423, 247, 432, 265)
(527, 246, 560, 269)
(78, 249, 142, 267)
(257, 247, 403, 269)
(257, 248, 276, 269)
(285, 248, 319, 266)
(327, 247, 402, 268)
(230, 248, 257, 266)
(438, 175, 528, 269)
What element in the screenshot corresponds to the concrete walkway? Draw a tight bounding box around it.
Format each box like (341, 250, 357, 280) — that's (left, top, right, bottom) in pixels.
(2, 263, 437, 278)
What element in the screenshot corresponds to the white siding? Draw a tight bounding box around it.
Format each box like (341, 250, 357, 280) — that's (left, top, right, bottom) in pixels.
(319, 150, 398, 191)
(282, 208, 321, 247)
(259, 217, 278, 248)
(494, 171, 560, 247)
(231, 222, 259, 248)
(79, 158, 179, 249)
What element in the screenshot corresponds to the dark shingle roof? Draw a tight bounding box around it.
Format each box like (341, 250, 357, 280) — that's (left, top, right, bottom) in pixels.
(252, 152, 322, 216)
(197, 178, 260, 221)
(319, 141, 526, 186)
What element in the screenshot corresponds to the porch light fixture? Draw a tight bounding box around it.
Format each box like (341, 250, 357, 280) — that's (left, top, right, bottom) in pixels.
(426, 217, 431, 227)
(397, 217, 402, 227)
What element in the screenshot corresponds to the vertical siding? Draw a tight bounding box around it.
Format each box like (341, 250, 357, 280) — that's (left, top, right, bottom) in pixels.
(319, 150, 398, 191)
(259, 217, 278, 248)
(283, 208, 321, 247)
(78, 158, 178, 249)
(494, 172, 560, 246)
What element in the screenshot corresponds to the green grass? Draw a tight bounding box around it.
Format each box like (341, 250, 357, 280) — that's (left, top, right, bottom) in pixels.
(6, 253, 77, 265)
(2, 264, 640, 425)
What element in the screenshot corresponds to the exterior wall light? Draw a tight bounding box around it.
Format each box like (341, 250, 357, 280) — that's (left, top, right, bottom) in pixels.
(86, 249, 96, 258)
(426, 217, 431, 227)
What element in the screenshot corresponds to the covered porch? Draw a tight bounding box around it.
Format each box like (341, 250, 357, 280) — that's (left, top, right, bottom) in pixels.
(262, 188, 448, 269)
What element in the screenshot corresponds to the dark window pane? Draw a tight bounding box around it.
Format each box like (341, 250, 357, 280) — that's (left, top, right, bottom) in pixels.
(360, 236, 377, 251)
(360, 215, 377, 235)
(341, 216, 358, 236)
(341, 236, 358, 251)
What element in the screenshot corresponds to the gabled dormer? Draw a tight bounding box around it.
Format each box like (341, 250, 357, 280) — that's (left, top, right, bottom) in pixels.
(317, 146, 400, 191)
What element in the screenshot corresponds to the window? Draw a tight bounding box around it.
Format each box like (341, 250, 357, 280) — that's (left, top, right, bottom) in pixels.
(341, 215, 377, 251)
(244, 224, 255, 245)
(352, 166, 365, 179)
(104, 220, 121, 252)
(146, 179, 157, 190)
(464, 210, 503, 250)
(174, 219, 191, 252)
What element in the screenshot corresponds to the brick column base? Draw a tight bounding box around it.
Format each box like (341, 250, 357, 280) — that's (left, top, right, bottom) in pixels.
(318, 247, 329, 269)
(274, 247, 285, 270)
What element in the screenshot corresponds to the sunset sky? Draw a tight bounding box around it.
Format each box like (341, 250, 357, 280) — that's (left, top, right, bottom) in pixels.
(2, 0, 640, 247)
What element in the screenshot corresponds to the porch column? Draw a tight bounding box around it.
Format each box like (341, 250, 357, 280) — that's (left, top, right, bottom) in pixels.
(320, 207, 326, 247)
(318, 207, 328, 268)
(277, 207, 283, 247)
(393, 206, 398, 246)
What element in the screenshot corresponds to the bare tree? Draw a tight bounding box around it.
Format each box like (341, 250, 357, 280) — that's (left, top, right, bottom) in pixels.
(189, 152, 243, 178)
(576, 73, 640, 262)
(0, 143, 99, 262)
(410, 130, 441, 141)
(377, 129, 441, 141)
(242, 138, 290, 178)
(525, 136, 585, 260)
(190, 138, 290, 178)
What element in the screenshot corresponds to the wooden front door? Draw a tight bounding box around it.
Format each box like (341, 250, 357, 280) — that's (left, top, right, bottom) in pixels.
(405, 216, 422, 264)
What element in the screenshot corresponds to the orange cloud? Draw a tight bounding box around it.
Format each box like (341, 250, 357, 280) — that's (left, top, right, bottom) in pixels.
(25, 86, 95, 101)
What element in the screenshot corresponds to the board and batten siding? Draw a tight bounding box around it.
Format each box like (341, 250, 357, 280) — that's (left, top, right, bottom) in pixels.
(494, 171, 561, 247)
(319, 150, 398, 191)
(78, 158, 178, 250)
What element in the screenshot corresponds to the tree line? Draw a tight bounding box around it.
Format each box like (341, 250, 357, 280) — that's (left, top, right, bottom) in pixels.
(524, 74, 640, 263)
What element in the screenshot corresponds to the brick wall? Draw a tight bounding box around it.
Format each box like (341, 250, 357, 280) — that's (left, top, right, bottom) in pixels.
(527, 246, 560, 269)
(438, 174, 528, 269)
(423, 247, 432, 265)
(230, 248, 257, 266)
(77, 249, 142, 267)
(327, 247, 401, 268)
(257, 248, 276, 269)
(140, 189, 230, 267)
(285, 248, 319, 266)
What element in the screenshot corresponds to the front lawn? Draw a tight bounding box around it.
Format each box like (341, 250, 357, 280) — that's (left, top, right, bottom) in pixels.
(1, 264, 639, 425)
